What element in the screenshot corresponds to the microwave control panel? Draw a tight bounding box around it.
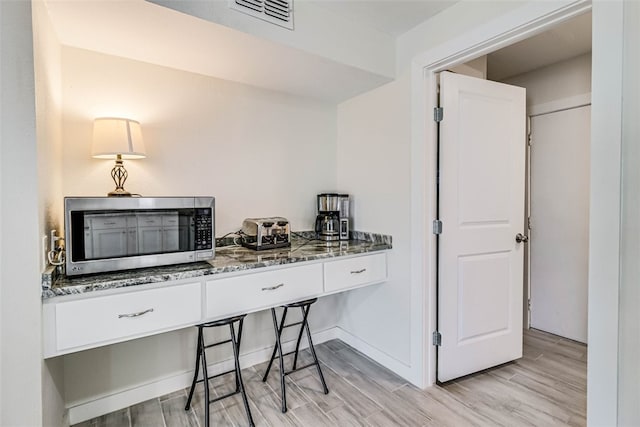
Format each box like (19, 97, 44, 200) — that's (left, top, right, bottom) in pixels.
(194, 208, 213, 250)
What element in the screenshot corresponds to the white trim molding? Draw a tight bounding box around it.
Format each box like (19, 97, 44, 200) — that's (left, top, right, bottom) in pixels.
(528, 92, 591, 117)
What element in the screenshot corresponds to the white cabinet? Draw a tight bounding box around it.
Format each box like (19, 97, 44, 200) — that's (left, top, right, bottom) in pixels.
(84, 214, 138, 258)
(161, 214, 180, 252)
(323, 253, 387, 293)
(47, 282, 201, 355)
(204, 263, 323, 320)
(137, 214, 163, 254)
(137, 213, 181, 254)
(43, 251, 388, 358)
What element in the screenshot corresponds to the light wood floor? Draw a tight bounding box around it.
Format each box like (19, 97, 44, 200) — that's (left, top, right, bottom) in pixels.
(74, 329, 587, 426)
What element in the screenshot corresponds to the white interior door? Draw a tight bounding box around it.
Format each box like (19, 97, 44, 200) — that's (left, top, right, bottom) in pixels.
(438, 71, 526, 382)
(530, 105, 590, 343)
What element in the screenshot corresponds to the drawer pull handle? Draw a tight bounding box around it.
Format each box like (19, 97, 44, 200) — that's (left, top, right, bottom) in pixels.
(261, 283, 284, 291)
(351, 268, 367, 274)
(118, 308, 154, 319)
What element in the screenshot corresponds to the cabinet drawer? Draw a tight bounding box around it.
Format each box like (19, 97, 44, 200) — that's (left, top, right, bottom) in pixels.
(323, 253, 387, 293)
(88, 214, 128, 229)
(205, 264, 323, 319)
(137, 214, 162, 227)
(55, 282, 201, 351)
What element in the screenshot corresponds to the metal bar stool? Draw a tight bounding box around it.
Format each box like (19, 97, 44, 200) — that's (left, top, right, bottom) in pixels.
(262, 298, 329, 413)
(185, 314, 254, 427)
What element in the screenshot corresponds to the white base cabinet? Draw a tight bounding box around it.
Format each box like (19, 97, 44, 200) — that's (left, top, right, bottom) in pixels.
(205, 263, 323, 320)
(43, 252, 388, 358)
(324, 252, 387, 293)
(55, 282, 201, 352)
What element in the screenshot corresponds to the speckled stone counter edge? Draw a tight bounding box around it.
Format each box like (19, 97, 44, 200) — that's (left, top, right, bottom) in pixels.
(42, 231, 392, 299)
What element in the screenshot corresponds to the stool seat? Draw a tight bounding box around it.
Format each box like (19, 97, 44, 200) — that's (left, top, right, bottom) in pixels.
(200, 314, 247, 328)
(282, 297, 318, 308)
(185, 315, 254, 427)
(262, 298, 329, 413)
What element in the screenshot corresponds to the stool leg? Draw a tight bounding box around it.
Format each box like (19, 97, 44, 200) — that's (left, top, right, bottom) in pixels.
(234, 319, 243, 392)
(292, 305, 311, 370)
(272, 307, 289, 413)
(229, 320, 255, 427)
(200, 330, 211, 427)
(305, 314, 329, 394)
(185, 327, 203, 411)
(262, 307, 288, 382)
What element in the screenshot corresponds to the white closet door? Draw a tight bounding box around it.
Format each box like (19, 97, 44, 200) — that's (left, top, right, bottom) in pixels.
(530, 105, 590, 343)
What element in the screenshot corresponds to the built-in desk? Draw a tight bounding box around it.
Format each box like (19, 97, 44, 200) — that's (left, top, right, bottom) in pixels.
(42, 232, 391, 358)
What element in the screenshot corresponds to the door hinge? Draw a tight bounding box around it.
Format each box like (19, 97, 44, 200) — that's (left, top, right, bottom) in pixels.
(433, 331, 442, 346)
(528, 216, 532, 230)
(432, 219, 443, 235)
(434, 107, 444, 122)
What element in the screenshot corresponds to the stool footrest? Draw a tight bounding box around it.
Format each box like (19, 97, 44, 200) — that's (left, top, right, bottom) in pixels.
(204, 338, 232, 349)
(273, 349, 304, 359)
(209, 389, 240, 404)
(283, 362, 317, 376)
(282, 321, 303, 329)
(194, 368, 236, 384)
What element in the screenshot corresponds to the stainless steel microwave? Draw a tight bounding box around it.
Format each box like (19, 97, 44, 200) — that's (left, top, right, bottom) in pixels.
(64, 197, 214, 276)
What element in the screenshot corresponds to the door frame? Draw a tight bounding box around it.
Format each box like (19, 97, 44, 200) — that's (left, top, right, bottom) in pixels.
(408, 0, 592, 387)
(409, 0, 624, 424)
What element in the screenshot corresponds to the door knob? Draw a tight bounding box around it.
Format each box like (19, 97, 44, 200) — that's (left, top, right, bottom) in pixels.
(515, 233, 529, 243)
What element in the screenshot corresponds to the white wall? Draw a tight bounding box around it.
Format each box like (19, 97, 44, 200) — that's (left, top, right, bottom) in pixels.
(0, 1, 43, 425)
(32, 0, 67, 424)
(618, 1, 640, 425)
(503, 53, 591, 109)
(336, 76, 412, 367)
(61, 47, 336, 234)
(57, 46, 342, 411)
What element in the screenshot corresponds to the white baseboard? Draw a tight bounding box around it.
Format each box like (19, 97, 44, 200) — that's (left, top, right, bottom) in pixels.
(333, 327, 413, 381)
(67, 327, 339, 425)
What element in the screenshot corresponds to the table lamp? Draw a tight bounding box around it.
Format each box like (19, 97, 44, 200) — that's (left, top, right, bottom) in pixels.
(91, 117, 146, 197)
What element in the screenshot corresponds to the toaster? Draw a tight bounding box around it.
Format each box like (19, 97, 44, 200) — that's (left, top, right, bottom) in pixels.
(241, 217, 291, 250)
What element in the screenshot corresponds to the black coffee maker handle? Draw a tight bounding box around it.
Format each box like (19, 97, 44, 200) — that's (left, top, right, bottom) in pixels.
(315, 215, 322, 234)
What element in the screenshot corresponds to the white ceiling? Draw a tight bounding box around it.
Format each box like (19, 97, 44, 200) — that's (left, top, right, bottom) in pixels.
(43, 0, 393, 102)
(41, 0, 591, 101)
(306, 0, 457, 36)
(487, 12, 592, 81)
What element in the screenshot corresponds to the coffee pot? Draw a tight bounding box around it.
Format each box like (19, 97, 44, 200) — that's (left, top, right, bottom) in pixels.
(315, 193, 350, 241)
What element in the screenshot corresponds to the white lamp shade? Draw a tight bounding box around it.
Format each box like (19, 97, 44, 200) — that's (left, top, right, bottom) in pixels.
(92, 118, 146, 159)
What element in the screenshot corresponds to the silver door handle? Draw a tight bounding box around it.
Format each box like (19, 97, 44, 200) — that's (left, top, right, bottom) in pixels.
(118, 308, 154, 318)
(515, 233, 529, 243)
(350, 268, 367, 274)
(261, 283, 284, 291)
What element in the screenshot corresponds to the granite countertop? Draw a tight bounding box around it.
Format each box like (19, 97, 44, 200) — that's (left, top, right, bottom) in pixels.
(42, 231, 392, 299)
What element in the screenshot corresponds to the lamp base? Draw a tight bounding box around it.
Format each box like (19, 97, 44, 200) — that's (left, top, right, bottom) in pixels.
(108, 155, 133, 197)
(108, 188, 132, 197)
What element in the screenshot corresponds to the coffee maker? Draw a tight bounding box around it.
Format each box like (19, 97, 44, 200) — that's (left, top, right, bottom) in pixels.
(315, 193, 350, 241)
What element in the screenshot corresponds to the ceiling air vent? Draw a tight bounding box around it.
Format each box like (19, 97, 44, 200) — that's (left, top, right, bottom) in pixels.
(230, 0, 294, 30)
